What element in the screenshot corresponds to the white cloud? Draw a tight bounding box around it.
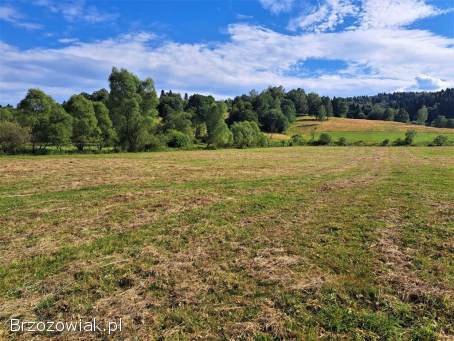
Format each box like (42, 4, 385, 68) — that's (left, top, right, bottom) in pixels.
(288, 0, 358, 32)
(259, 0, 294, 14)
(58, 38, 79, 44)
(403, 74, 451, 91)
(1, 24, 453, 105)
(32, 0, 117, 23)
(359, 0, 442, 29)
(0, 5, 42, 30)
(287, 0, 449, 32)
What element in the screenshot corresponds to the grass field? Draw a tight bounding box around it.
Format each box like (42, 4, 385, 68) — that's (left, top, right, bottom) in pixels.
(1, 147, 453, 339)
(287, 117, 454, 145)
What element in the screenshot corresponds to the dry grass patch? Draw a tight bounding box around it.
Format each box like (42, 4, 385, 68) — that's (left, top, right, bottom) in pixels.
(292, 116, 454, 133)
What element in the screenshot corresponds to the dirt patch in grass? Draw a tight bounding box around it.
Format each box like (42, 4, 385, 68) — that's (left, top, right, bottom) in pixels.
(316, 175, 377, 193)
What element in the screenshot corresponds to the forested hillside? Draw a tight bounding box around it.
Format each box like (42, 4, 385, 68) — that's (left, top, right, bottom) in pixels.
(0, 67, 453, 154)
(339, 89, 454, 127)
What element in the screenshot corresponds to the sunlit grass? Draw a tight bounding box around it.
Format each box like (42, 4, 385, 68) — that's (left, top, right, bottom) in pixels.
(0, 147, 453, 339)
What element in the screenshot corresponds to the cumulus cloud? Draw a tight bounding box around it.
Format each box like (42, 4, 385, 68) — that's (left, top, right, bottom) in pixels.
(259, 0, 294, 14)
(403, 74, 451, 91)
(1, 24, 453, 105)
(0, 5, 42, 30)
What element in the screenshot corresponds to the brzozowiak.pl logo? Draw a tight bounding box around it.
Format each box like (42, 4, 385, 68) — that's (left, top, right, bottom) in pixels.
(10, 318, 122, 335)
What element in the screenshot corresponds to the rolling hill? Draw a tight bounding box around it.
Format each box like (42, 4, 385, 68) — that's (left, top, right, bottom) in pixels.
(282, 117, 454, 144)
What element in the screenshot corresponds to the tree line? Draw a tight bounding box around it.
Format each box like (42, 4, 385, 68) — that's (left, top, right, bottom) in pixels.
(339, 89, 454, 127)
(0, 68, 453, 154)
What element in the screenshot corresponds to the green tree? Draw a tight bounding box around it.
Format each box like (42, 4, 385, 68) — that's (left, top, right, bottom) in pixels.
(81, 88, 109, 104)
(383, 108, 395, 121)
(206, 102, 232, 147)
(368, 105, 385, 120)
(431, 115, 447, 128)
(307, 93, 322, 117)
(161, 111, 193, 136)
(227, 98, 258, 125)
(17, 89, 72, 152)
(186, 94, 217, 139)
(0, 121, 30, 154)
(316, 105, 327, 121)
(0, 106, 15, 122)
(261, 109, 289, 133)
(332, 98, 348, 117)
(158, 91, 184, 118)
(64, 95, 99, 151)
(108, 67, 158, 151)
(286, 88, 308, 116)
(416, 105, 428, 125)
(338, 100, 348, 118)
(231, 121, 266, 148)
(281, 98, 296, 123)
(321, 96, 333, 117)
(93, 101, 117, 149)
(395, 108, 410, 123)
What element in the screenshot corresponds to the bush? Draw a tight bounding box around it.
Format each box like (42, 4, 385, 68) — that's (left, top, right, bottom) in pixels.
(231, 121, 267, 148)
(432, 135, 448, 146)
(381, 139, 390, 146)
(317, 133, 332, 145)
(337, 137, 347, 146)
(280, 140, 290, 147)
(144, 134, 166, 151)
(393, 137, 406, 146)
(166, 130, 192, 148)
(404, 129, 416, 145)
(393, 130, 417, 146)
(290, 134, 305, 146)
(352, 140, 366, 146)
(0, 121, 30, 154)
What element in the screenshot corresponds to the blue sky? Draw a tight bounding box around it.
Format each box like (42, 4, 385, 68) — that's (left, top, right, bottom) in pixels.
(0, 0, 453, 105)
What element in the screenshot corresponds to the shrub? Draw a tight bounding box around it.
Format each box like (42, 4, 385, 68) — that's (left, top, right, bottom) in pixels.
(317, 133, 332, 145)
(144, 134, 166, 151)
(290, 134, 305, 146)
(404, 129, 417, 145)
(353, 140, 366, 146)
(337, 137, 347, 146)
(432, 135, 448, 146)
(0, 121, 30, 154)
(381, 139, 390, 146)
(231, 121, 266, 148)
(393, 137, 406, 146)
(166, 130, 192, 148)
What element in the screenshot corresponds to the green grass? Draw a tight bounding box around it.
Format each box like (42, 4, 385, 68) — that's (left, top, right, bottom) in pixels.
(0, 147, 453, 339)
(287, 116, 454, 145)
(309, 131, 453, 144)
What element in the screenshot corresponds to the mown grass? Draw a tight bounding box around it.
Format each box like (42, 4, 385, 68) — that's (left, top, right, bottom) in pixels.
(0, 147, 453, 340)
(288, 117, 454, 145)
